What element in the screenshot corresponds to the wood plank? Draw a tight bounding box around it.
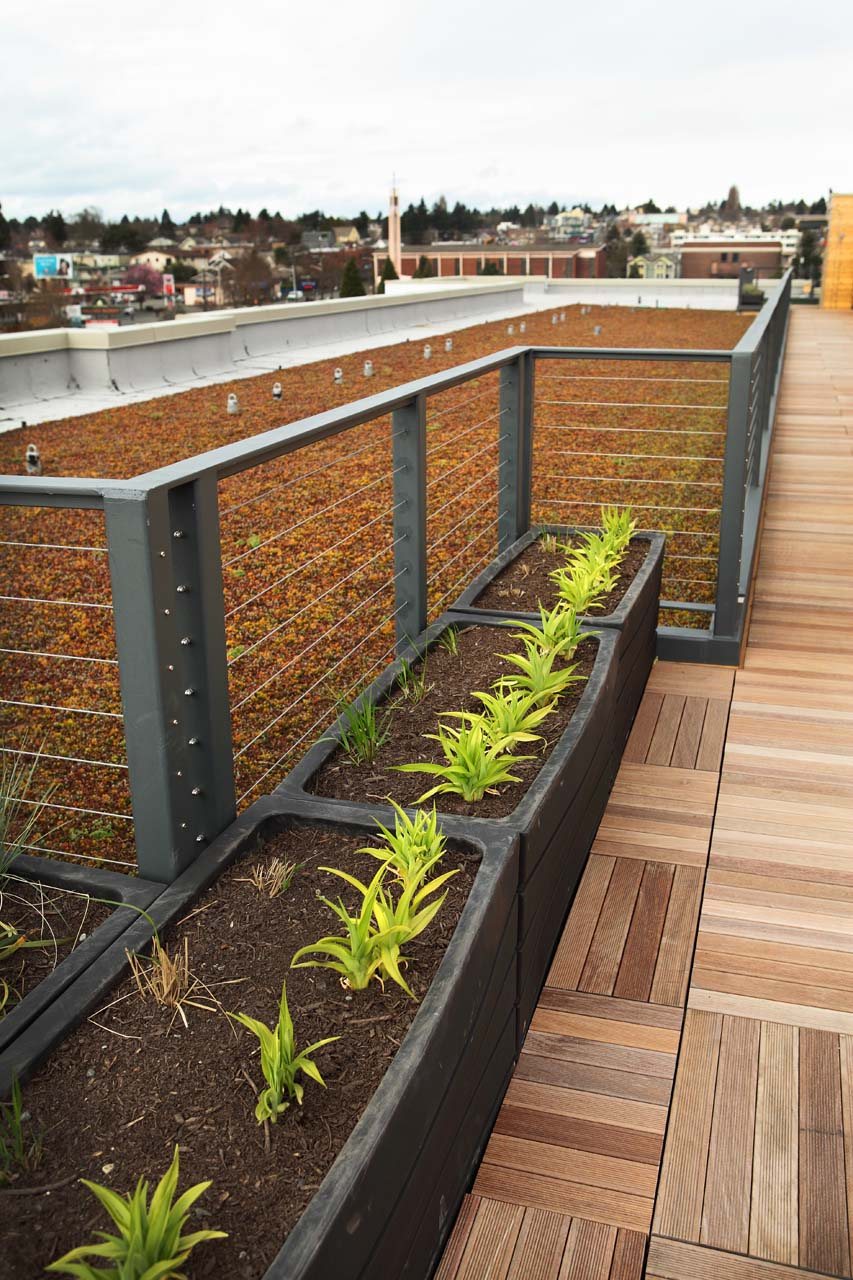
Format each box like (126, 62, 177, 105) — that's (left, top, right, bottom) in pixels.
(547, 855, 615, 990)
(579, 858, 645, 994)
(557, 1217, 617, 1279)
(448, 1196, 524, 1280)
(473, 1164, 653, 1233)
(700, 1014, 760, 1253)
(506, 1206, 572, 1280)
(646, 694, 686, 765)
(614, 861, 675, 1001)
(650, 865, 705, 1007)
(798, 1027, 849, 1275)
(749, 1020, 798, 1265)
(502, 1079, 668, 1135)
(434, 1195, 480, 1280)
(695, 697, 730, 771)
(647, 661, 735, 699)
(609, 1228, 647, 1280)
(839, 1036, 853, 1271)
(653, 1009, 722, 1241)
(515, 1051, 672, 1105)
(670, 695, 706, 768)
(519, 1031, 675, 1080)
(688, 987, 853, 1035)
(647, 1236, 836, 1280)
(494, 1104, 663, 1164)
(537, 987, 682, 1030)
(623, 690, 663, 763)
(529, 1006, 680, 1054)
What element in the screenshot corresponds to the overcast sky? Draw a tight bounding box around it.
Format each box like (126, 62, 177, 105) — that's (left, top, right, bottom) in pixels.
(3, 0, 851, 223)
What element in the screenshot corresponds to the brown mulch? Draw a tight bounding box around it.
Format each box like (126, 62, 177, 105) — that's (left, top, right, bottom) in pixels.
(473, 534, 649, 616)
(0, 825, 477, 1279)
(1, 879, 110, 1012)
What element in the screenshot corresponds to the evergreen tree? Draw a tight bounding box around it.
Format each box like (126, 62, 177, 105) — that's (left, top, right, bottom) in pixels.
(0, 208, 10, 251)
(340, 257, 366, 297)
(547, 201, 559, 216)
(376, 256, 398, 294)
(478, 261, 503, 276)
(43, 210, 68, 246)
(641, 198, 661, 214)
(630, 230, 650, 257)
(412, 254, 434, 278)
(159, 208, 176, 237)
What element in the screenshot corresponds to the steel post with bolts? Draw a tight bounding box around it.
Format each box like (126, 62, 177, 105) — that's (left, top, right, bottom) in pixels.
(103, 478, 235, 882)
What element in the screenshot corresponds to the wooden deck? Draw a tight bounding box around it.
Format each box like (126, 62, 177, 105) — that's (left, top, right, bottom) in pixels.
(437, 307, 853, 1279)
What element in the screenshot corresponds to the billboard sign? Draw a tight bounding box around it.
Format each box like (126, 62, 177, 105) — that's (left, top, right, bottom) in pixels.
(162, 273, 175, 297)
(33, 253, 74, 279)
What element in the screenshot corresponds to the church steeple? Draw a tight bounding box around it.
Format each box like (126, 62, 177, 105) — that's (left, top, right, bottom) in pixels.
(388, 185, 401, 276)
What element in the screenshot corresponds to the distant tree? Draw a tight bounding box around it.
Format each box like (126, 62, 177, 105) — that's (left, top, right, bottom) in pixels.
(340, 257, 366, 297)
(664, 205, 677, 214)
(520, 203, 540, 228)
(232, 208, 251, 233)
(780, 216, 796, 230)
(477, 261, 504, 276)
(401, 199, 430, 244)
(641, 198, 661, 214)
(159, 208, 176, 237)
(257, 207, 272, 222)
(43, 210, 68, 246)
(354, 210, 370, 238)
(799, 229, 821, 283)
(721, 186, 741, 221)
(630, 230, 650, 257)
(376, 256, 398, 294)
(794, 198, 808, 215)
(0, 209, 10, 251)
(547, 201, 560, 216)
(100, 216, 145, 253)
(810, 196, 827, 215)
(228, 249, 275, 305)
(605, 223, 621, 243)
(412, 254, 434, 278)
(273, 245, 291, 265)
(298, 209, 332, 231)
(71, 206, 104, 243)
(605, 235, 629, 277)
(169, 260, 197, 283)
(124, 264, 163, 294)
(628, 263, 642, 278)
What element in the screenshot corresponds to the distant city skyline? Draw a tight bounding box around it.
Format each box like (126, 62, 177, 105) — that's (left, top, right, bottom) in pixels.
(3, 0, 851, 223)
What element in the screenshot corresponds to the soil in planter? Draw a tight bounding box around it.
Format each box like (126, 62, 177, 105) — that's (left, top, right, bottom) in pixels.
(311, 627, 599, 818)
(1, 878, 110, 1014)
(0, 825, 477, 1280)
(473, 534, 650, 616)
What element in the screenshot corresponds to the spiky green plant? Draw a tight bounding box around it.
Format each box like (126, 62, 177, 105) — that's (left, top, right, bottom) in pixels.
(229, 981, 339, 1124)
(46, 1145, 226, 1279)
(291, 861, 398, 991)
(368, 860, 459, 997)
(508, 604, 592, 662)
(0, 748, 59, 881)
(396, 655, 431, 704)
(395, 720, 529, 803)
(446, 686, 556, 748)
(359, 803, 447, 889)
(549, 561, 611, 615)
(436, 626, 460, 657)
(600, 504, 636, 553)
(498, 637, 586, 705)
(332, 696, 390, 766)
(0, 1079, 41, 1183)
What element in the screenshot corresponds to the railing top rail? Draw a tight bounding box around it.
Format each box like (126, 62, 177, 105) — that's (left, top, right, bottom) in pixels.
(733, 268, 794, 355)
(0, 476, 123, 508)
(530, 346, 733, 362)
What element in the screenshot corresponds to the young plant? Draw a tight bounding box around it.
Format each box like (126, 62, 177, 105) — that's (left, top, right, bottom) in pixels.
(447, 686, 556, 748)
(241, 856, 299, 898)
(369, 860, 459, 998)
(0, 1079, 41, 1184)
(549, 561, 610, 615)
(509, 604, 592, 662)
(498, 637, 586, 705)
(600, 503, 636, 554)
(0, 747, 59, 881)
(333, 696, 390, 766)
(360, 803, 447, 889)
(436, 625, 460, 657)
(291, 861, 398, 991)
(396, 655, 431, 704)
(46, 1145, 226, 1278)
(395, 720, 530, 803)
(539, 531, 558, 555)
(229, 980, 339, 1124)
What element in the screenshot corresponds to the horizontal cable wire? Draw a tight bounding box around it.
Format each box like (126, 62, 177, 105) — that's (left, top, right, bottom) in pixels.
(225, 501, 404, 621)
(427, 490, 503, 555)
(234, 603, 404, 764)
(0, 539, 108, 553)
(0, 646, 118, 665)
(538, 374, 728, 385)
(538, 399, 728, 411)
(17, 841, 136, 871)
(536, 472, 721, 489)
(662, 576, 717, 585)
(541, 500, 720, 513)
(222, 467, 403, 568)
(232, 570, 404, 714)
(541, 448, 724, 464)
(663, 552, 718, 561)
(219, 437, 383, 517)
(430, 468, 500, 523)
(229, 542, 406, 670)
(237, 636, 401, 805)
(427, 383, 493, 421)
(431, 544, 500, 614)
(426, 433, 507, 489)
(427, 512, 502, 585)
(0, 745, 127, 770)
(0, 594, 112, 610)
(14, 796, 133, 821)
(537, 423, 726, 437)
(0, 697, 122, 718)
(426, 410, 507, 457)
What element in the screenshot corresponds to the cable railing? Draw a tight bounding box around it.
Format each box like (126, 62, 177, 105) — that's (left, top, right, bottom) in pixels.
(0, 274, 791, 881)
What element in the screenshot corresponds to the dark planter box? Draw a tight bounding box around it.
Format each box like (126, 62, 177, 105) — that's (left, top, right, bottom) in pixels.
(0, 855, 162, 1076)
(1, 796, 518, 1280)
(279, 612, 618, 1053)
(450, 527, 665, 771)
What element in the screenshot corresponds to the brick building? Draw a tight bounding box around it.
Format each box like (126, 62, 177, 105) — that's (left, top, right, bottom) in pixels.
(678, 240, 782, 281)
(373, 244, 605, 287)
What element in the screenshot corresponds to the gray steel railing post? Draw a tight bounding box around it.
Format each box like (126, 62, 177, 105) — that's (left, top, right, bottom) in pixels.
(103, 475, 235, 881)
(713, 349, 753, 639)
(391, 392, 427, 648)
(498, 351, 532, 550)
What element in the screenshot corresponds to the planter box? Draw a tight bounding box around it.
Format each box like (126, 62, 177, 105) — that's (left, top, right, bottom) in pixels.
(451, 527, 665, 770)
(279, 612, 618, 1052)
(0, 856, 162, 1080)
(2, 796, 518, 1280)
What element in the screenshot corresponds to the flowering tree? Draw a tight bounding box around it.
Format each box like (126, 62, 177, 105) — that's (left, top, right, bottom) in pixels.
(124, 264, 163, 295)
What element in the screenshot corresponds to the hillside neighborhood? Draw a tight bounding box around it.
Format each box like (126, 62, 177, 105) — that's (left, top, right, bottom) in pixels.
(0, 188, 828, 332)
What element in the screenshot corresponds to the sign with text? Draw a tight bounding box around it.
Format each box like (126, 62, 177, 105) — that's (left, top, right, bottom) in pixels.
(33, 253, 74, 279)
(162, 273, 175, 297)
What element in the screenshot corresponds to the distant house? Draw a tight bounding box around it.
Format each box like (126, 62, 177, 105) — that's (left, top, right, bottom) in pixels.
(628, 252, 681, 280)
(146, 236, 177, 250)
(334, 225, 361, 246)
(129, 249, 174, 271)
(301, 230, 335, 250)
(550, 207, 591, 240)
